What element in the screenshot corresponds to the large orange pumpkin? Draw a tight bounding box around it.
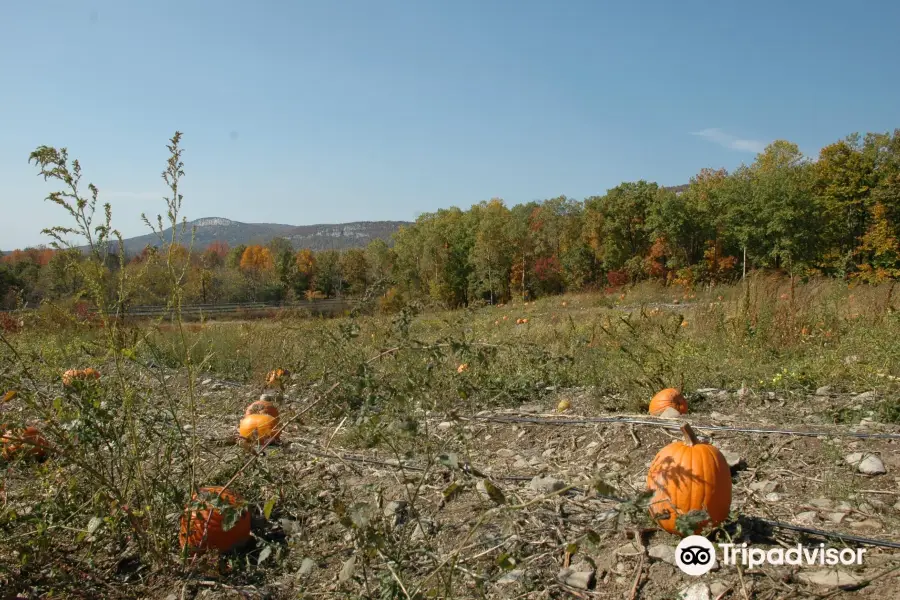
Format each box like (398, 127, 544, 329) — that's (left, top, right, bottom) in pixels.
(648, 388, 688, 416)
(179, 486, 251, 551)
(244, 400, 279, 419)
(1, 426, 49, 461)
(238, 413, 279, 443)
(646, 423, 732, 535)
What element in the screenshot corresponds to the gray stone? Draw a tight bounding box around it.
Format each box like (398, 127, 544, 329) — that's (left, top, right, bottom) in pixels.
(338, 556, 356, 582)
(849, 518, 882, 531)
(436, 421, 453, 431)
(709, 581, 729, 597)
(853, 390, 876, 401)
(749, 480, 779, 493)
(496, 449, 516, 458)
(797, 569, 864, 587)
(765, 492, 782, 503)
(542, 447, 555, 458)
(512, 458, 530, 469)
(845, 453, 887, 475)
(497, 569, 525, 585)
(678, 582, 711, 600)
(658, 407, 683, 419)
(648, 544, 677, 565)
(201, 378, 213, 386)
(298, 557, 315, 576)
(528, 475, 565, 494)
(383, 500, 407, 525)
(808, 497, 834, 510)
(815, 385, 833, 396)
(843, 355, 860, 365)
(615, 541, 643, 556)
(557, 568, 595, 590)
(824, 512, 847, 524)
(721, 450, 743, 469)
(794, 511, 818, 525)
(280, 518, 301, 535)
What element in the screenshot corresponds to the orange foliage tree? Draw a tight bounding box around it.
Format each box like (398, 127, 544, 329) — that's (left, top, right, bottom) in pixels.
(239, 245, 273, 273)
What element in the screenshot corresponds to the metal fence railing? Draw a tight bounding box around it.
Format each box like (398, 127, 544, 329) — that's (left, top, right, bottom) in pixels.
(0, 298, 353, 319)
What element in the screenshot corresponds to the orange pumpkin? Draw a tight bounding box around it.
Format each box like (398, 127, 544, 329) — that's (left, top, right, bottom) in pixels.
(1, 426, 48, 461)
(265, 368, 290, 388)
(62, 368, 101, 386)
(179, 486, 251, 551)
(646, 423, 732, 535)
(238, 413, 279, 443)
(244, 400, 279, 419)
(648, 388, 688, 416)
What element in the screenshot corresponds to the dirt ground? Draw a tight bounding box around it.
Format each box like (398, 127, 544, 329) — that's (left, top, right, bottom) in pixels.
(138, 379, 900, 600)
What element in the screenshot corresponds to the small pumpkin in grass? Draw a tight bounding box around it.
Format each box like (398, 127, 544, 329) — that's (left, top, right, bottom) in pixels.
(245, 400, 279, 419)
(238, 413, 279, 443)
(1, 426, 49, 461)
(265, 368, 290, 388)
(648, 388, 688, 416)
(62, 368, 101, 387)
(646, 423, 732, 535)
(179, 486, 251, 551)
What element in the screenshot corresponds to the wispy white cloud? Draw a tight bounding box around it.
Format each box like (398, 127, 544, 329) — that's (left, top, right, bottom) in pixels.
(105, 191, 159, 200)
(690, 128, 767, 154)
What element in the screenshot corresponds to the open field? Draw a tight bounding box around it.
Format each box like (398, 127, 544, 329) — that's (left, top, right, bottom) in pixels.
(2, 277, 899, 599)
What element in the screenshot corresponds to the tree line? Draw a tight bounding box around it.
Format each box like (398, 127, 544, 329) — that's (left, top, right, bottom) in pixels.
(2, 130, 899, 311)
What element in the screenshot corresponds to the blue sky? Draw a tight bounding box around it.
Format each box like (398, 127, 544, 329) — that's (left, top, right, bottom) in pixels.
(2, 1, 899, 249)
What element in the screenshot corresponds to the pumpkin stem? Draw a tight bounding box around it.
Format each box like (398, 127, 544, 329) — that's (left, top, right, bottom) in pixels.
(680, 423, 701, 446)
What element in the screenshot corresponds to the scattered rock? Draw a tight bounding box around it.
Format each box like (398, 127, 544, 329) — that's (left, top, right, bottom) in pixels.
(824, 512, 847, 524)
(845, 453, 887, 475)
(513, 458, 530, 469)
(679, 582, 711, 600)
(797, 569, 864, 587)
(648, 544, 677, 565)
(201, 378, 213, 386)
(382, 500, 407, 525)
(794, 511, 819, 525)
(518, 404, 542, 414)
(557, 567, 595, 590)
(814, 385, 833, 396)
(843, 355, 860, 365)
(849, 518, 882, 531)
(765, 492, 782, 503)
(279, 518, 301, 535)
(496, 449, 516, 458)
(528, 475, 565, 494)
(497, 570, 525, 585)
(808, 498, 834, 510)
(338, 556, 356, 583)
(436, 421, 453, 431)
(709, 581, 729, 597)
(298, 558, 315, 577)
(721, 449, 744, 469)
(853, 390, 876, 401)
(542, 447, 555, 458)
(658, 407, 683, 419)
(615, 541, 643, 557)
(749, 480, 779, 494)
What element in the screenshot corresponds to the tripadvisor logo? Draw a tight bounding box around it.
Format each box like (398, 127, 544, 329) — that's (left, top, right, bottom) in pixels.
(675, 536, 866, 576)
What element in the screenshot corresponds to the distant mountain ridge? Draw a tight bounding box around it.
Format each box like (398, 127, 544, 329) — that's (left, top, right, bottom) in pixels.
(116, 218, 410, 254)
